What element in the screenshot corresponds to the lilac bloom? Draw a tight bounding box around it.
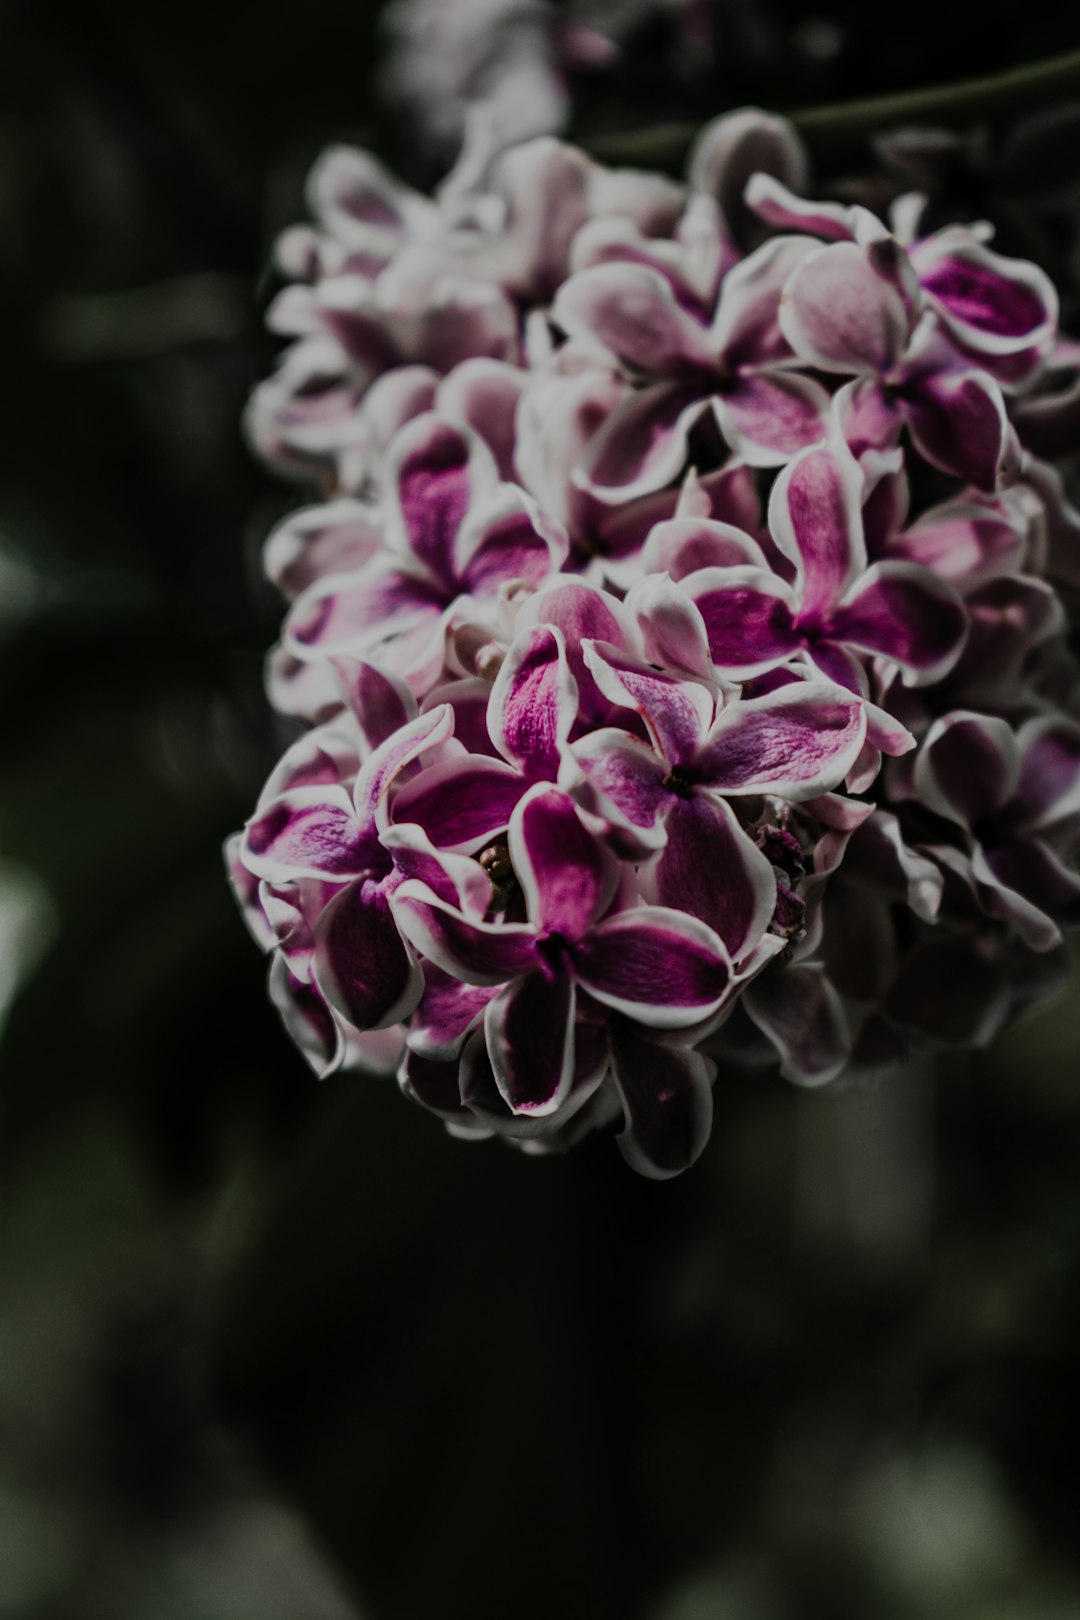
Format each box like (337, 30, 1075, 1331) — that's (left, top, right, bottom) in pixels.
(242, 703, 460, 1029)
(514, 366, 760, 583)
(915, 710, 1080, 950)
(282, 413, 568, 693)
(393, 783, 735, 1117)
(667, 439, 967, 689)
(777, 233, 1021, 491)
(569, 642, 866, 956)
(549, 236, 831, 498)
(748, 174, 1057, 371)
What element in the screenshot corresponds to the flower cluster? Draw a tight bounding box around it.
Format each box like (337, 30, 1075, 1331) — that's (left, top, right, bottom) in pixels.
(229, 110, 1080, 1177)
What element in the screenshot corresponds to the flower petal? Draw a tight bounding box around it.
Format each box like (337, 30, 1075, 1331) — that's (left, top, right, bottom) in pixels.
(901, 361, 1020, 493)
(682, 565, 801, 677)
(484, 971, 576, 1116)
(611, 1033, 715, 1180)
(352, 702, 455, 830)
(576, 381, 710, 501)
(314, 877, 424, 1030)
(573, 907, 731, 1028)
(392, 879, 538, 985)
(1012, 716, 1080, 830)
(383, 412, 496, 584)
(914, 711, 1021, 828)
(567, 728, 670, 854)
(697, 682, 866, 799)
(913, 235, 1057, 355)
(778, 240, 916, 374)
(712, 369, 831, 465)
(830, 560, 967, 684)
(743, 962, 850, 1085)
(642, 792, 777, 960)
(391, 756, 527, 852)
(488, 623, 577, 780)
(552, 261, 718, 376)
(768, 439, 867, 620)
(244, 786, 377, 882)
(510, 783, 616, 939)
(406, 961, 497, 1060)
(581, 640, 713, 764)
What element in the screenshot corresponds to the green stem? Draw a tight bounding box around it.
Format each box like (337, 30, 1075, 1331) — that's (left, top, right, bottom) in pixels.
(585, 46, 1080, 169)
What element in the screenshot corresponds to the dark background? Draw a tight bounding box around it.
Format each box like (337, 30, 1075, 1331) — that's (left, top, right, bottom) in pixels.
(3, 4, 1080, 1616)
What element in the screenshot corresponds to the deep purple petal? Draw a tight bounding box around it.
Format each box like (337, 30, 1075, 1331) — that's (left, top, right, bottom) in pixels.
(485, 971, 576, 1116)
(392, 879, 538, 985)
(456, 487, 567, 596)
(435, 358, 528, 481)
(385, 413, 494, 585)
(914, 711, 1020, 828)
(488, 624, 577, 780)
(406, 961, 497, 1061)
(769, 440, 867, 620)
(697, 682, 866, 799)
(743, 962, 850, 1085)
(642, 515, 768, 580)
(267, 953, 343, 1079)
(331, 658, 416, 752)
(913, 237, 1057, 354)
(244, 786, 377, 882)
(568, 728, 670, 853)
(1012, 716, 1080, 830)
(713, 370, 831, 466)
(510, 784, 616, 939)
(901, 364, 1019, 493)
(973, 837, 1080, 952)
(683, 565, 801, 676)
(352, 703, 455, 830)
(830, 560, 967, 683)
(573, 907, 731, 1027)
(577, 382, 709, 501)
(611, 1033, 715, 1180)
(643, 793, 777, 960)
(581, 641, 713, 765)
(391, 757, 527, 852)
(314, 877, 424, 1030)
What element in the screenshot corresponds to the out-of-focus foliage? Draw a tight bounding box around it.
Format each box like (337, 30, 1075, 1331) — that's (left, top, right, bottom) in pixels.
(2, 2, 1080, 1616)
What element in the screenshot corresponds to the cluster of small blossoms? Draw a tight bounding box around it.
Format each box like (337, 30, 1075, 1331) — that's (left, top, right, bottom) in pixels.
(228, 110, 1080, 1178)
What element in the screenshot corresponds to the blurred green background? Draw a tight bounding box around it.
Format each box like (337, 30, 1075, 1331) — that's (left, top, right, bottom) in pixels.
(3, 3, 1080, 1616)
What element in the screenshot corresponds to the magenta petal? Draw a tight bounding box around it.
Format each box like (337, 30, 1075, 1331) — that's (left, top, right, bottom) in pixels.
(314, 877, 423, 1030)
(901, 365, 1019, 493)
(698, 682, 866, 799)
(683, 565, 800, 676)
(385, 414, 491, 584)
(391, 757, 527, 852)
(515, 578, 639, 726)
(611, 1033, 715, 1180)
(485, 971, 576, 1116)
(830, 561, 967, 683)
(573, 907, 731, 1028)
(488, 624, 577, 780)
(769, 440, 867, 620)
(645, 793, 777, 960)
(713, 370, 831, 466)
(406, 961, 497, 1060)
(456, 487, 567, 596)
(914, 711, 1020, 828)
(352, 703, 455, 830)
(244, 786, 377, 882)
(711, 234, 819, 365)
(779, 240, 916, 374)
(510, 784, 616, 939)
(569, 728, 670, 852)
(577, 382, 709, 501)
(743, 963, 849, 1085)
(581, 640, 713, 764)
(331, 658, 416, 752)
(392, 880, 537, 985)
(914, 237, 1057, 354)
(1012, 716, 1080, 830)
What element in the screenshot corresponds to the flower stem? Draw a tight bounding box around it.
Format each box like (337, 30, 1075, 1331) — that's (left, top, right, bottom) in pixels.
(585, 47, 1080, 169)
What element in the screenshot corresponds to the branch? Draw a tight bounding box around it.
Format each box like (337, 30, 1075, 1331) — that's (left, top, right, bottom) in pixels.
(584, 47, 1080, 170)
